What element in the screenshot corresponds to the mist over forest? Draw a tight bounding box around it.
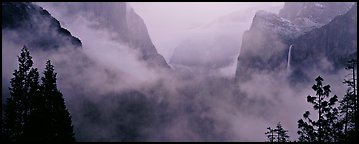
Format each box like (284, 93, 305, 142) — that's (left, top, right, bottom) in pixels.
(2, 2, 357, 142)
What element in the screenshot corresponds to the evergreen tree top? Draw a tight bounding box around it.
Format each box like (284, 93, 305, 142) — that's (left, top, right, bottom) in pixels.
(17, 45, 33, 72)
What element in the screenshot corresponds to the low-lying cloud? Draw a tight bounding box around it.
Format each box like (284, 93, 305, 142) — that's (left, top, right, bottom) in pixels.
(2, 2, 352, 142)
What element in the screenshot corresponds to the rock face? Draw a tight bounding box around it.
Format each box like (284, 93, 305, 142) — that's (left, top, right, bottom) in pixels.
(2, 2, 82, 50)
(235, 2, 356, 82)
(290, 3, 357, 82)
(44, 2, 170, 69)
(279, 2, 354, 27)
(125, 6, 171, 69)
(234, 10, 298, 82)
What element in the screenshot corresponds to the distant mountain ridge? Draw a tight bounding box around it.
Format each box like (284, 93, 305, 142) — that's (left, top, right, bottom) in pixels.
(2, 2, 82, 50)
(42, 2, 170, 69)
(2, 2, 170, 69)
(290, 3, 357, 82)
(235, 2, 356, 82)
(279, 2, 354, 27)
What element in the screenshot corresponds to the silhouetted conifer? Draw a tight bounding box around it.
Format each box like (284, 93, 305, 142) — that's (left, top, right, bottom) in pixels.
(2, 46, 75, 142)
(338, 59, 357, 142)
(40, 60, 75, 142)
(265, 122, 289, 142)
(297, 76, 340, 142)
(3, 46, 38, 142)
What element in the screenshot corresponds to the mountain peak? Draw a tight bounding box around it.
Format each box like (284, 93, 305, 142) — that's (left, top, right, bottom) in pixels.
(2, 2, 82, 50)
(37, 2, 170, 69)
(279, 2, 355, 26)
(235, 2, 357, 83)
(251, 10, 299, 40)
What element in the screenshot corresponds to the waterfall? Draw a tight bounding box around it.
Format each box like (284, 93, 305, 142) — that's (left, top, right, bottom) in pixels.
(287, 44, 293, 73)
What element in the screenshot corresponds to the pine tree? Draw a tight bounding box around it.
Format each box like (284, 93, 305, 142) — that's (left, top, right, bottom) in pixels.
(41, 60, 75, 142)
(276, 122, 289, 142)
(265, 127, 276, 142)
(297, 76, 340, 142)
(2, 46, 76, 142)
(265, 122, 289, 142)
(2, 46, 38, 142)
(338, 59, 357, 142)
(23, 67, 52, 142)
(22, 67, 46, 141)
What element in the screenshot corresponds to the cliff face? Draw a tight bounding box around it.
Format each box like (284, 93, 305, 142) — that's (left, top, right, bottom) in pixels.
(44, 2, 170, 69)
(126, 7, 171, 69)
(279, 2, 354, 26)
(235, 10, 298, 81)
(235, 2, 356, 82)
(290, 3, 357, 82)
(2, 2, 82, 51)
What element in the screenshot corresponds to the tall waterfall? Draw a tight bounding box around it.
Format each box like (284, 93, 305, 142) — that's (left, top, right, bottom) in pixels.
(287, 44, 293, 73)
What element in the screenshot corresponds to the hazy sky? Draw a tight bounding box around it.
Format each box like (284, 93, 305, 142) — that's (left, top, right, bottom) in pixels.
(129, 2, 284, 60)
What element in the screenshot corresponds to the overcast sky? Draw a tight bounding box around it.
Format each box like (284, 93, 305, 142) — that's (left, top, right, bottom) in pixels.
(129, 2, 284, 60)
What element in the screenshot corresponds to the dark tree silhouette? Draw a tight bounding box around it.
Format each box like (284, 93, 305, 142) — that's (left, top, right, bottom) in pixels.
(265, 122, 289, 142)
(297, 76, 341, 142)
(3, 46, 36, 142)
(276, 122, 289, 142)
(338, 59, 357, 142)
(265, 127, 276, 142)
(2, 46, 38, 142)
(23, 65, 44, 141)
(2, 46, 75, 142)
(40, 60, 75, 142)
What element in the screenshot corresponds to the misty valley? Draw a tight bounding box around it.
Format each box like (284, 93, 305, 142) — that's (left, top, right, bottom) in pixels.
(1, 2, 357, 142)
